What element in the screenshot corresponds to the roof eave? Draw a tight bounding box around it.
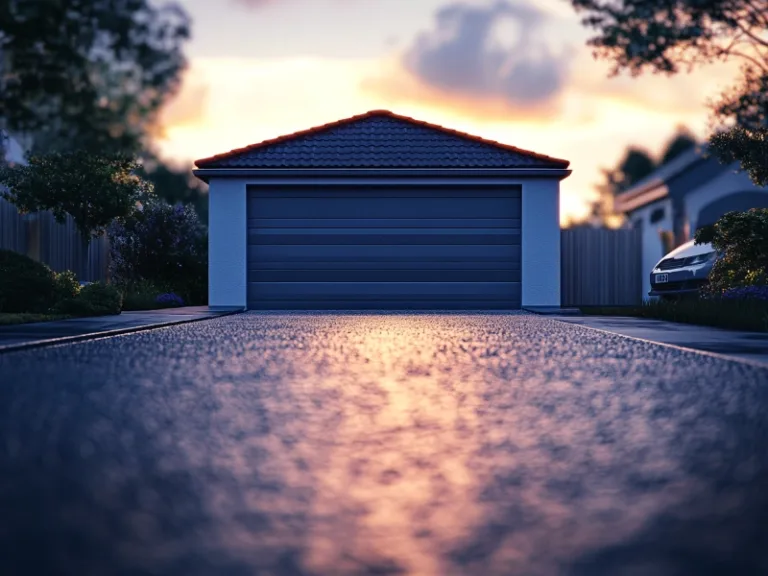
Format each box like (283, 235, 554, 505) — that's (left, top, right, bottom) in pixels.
(193, 167, 573, 183)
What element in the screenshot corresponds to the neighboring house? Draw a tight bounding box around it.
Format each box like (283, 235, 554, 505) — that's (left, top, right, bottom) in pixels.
(614, 144, 768, 299)
(194, 109, 570, 310)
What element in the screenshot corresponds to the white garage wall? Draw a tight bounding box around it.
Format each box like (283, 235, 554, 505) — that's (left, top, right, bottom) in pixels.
(207, 174, 565, 309)
(208, 178, 248, 309)
(521, 179, 561, 307)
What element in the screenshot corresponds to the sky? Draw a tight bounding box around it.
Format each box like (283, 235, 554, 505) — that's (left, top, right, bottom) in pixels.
(155, 0, 742, 225)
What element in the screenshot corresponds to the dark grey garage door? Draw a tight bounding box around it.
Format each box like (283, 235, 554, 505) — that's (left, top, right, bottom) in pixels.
(247, 185, 521, 310)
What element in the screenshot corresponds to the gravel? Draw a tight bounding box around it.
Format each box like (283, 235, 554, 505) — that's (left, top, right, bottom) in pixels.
(1, 312, 767, 576)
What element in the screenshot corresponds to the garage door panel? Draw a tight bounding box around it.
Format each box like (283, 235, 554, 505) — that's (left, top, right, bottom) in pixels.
(246, 186, 522, 310)
(247, 300, 520, 310)
(249, 197, 521, 219)
(249, 244, 520, 260)
(250, 259, 520, 270)
(248, 269, 521, 283)
(249, 187, 522, 199)
(249, 218, 522, 229)
(248, 282, 521, 298)
(249, 232, 521, 246)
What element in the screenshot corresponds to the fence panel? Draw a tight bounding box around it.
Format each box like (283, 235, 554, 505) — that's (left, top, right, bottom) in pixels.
(561, 227, 642, 307)
(0, 196, 109, 282)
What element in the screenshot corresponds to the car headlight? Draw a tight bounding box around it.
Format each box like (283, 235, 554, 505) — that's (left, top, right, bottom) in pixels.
(689, 251, 716, 265)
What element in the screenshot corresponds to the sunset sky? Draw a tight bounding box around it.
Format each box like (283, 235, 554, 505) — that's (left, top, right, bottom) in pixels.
(156, 0, 742, 225)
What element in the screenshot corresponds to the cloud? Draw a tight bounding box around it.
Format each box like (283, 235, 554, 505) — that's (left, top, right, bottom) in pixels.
(231, 0, 272, 6)
(398, 1, 573, 111)
(154, 70, 211, 138)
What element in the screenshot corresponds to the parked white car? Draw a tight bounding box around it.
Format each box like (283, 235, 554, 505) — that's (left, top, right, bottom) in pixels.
(649, 239, 718, 300)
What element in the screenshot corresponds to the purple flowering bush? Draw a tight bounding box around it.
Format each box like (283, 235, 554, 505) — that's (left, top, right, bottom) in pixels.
(722, 285, 768, 301)
(155, 292, 184, 307)
(108, 198, 207, 304)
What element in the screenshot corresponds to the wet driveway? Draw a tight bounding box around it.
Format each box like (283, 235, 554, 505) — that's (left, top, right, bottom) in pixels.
(1, 312, 768, 575)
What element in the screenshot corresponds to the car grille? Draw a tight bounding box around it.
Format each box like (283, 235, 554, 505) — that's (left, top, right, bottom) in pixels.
(651, 279, 707, 292)
(656, 256, 694, 270)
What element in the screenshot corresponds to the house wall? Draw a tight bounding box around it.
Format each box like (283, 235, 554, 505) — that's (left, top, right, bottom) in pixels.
(206, 175, 563, 309)
(208, 178, 248, 309)
(629, 198, 673, 300)
(685, 168, 768, 231)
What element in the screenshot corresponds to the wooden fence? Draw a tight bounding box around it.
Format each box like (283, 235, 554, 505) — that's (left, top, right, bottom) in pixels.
(561, 226, 643, 307)
(2, 198, 642, 306)
(0, 196, 110, 282)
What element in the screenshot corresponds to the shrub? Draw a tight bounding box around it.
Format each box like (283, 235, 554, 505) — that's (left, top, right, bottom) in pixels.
(108, 198, 207, 304)
(695, 208, 768, 295)
(0, 249, 56, 313)
(53, 270, 81, 303)
(722, 285, 768, 301)
(54, 282, 122, 316)
(120, 280, 167, 311)
(156, 292, 184, 307)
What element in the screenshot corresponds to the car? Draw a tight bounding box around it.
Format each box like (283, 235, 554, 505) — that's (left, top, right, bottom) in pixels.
(649, 239, 719, 300)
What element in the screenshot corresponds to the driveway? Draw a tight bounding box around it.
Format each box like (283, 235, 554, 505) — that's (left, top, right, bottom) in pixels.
(1, 312, 767, 576)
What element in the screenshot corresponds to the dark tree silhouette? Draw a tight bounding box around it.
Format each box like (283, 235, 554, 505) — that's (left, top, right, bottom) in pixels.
(571, 0, 768, 185)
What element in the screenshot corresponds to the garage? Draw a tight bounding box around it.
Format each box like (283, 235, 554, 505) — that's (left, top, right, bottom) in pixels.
(194, 110, 570, 311)
(247, 186, 521, 309)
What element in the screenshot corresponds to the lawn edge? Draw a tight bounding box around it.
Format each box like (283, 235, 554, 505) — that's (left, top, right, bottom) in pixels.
(0, 309, 244, 355)
(550, 317, 768, 370)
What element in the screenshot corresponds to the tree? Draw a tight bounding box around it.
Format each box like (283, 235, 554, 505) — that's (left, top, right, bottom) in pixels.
(0, 150, 153, 238)
(138, 152, 209, 223)
(571, 0, 768, 185)
(0, 0, 191, 155)
(660, 126, 697, 165)
(695, 208, 768, 293)
(582, 147, 656, 227)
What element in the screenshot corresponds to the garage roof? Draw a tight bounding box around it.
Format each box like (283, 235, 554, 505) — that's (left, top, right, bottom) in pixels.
(195, 110, 570, 169)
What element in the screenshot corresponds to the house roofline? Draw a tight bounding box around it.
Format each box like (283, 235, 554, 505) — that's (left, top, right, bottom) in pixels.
(193, 167, 572, 183)
(614, 146, 709, 213)
(194, 109, 570, 170)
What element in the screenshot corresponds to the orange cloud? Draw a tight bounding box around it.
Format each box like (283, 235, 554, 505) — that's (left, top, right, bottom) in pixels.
(155, 72, 210, 137)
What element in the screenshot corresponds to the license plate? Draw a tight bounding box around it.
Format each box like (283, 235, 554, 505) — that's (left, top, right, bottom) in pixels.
(655, 273, 669, 283)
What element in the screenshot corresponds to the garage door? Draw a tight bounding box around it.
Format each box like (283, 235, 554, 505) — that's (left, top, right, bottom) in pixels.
(247, 186, 521, 310)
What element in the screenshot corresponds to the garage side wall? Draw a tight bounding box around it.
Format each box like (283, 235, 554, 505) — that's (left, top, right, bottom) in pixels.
(208, 178, 248, 309)
(522, 179, 561, 306)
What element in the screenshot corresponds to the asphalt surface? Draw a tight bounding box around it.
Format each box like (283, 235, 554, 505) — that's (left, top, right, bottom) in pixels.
(1, 312, 768, 576)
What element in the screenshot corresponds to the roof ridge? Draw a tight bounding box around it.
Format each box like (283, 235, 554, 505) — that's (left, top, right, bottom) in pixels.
(195, 110, 570, 169)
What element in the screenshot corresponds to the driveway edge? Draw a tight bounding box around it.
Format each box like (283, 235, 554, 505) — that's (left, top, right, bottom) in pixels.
(0, 310, 244, 355)
(551, 317, 768, 370)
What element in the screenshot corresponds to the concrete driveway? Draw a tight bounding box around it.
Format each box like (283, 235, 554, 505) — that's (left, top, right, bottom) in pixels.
(1, 312, 767, 576)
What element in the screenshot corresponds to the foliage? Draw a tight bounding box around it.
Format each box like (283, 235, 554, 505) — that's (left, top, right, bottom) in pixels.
(0, 151, 154, 238)
(0, 249, 56, 313)
(709, 125, 768, 187)
(120, 280, 170, 311)
(156, 292, 185, 307)
(53, 282, 122, 317)
(0, 0, 191, 155)
(0, 313, 72, 326)
(138, 153, 209, 223)
(723, 285, 768, 301)
(695, 208, 768, 294)
(53, 270, 80, 303)
(660, 128, 697, 165)
(580, 297, 768, 332)
(571, 0, 768, 187)
(108, 198, 207, 304)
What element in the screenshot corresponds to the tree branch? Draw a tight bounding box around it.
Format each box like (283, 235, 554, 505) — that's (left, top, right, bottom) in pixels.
(734, 20, 768, 50)
(728, 50, 768, 72)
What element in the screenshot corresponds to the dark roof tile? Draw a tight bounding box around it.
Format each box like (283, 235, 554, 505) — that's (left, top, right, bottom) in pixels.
(195, 110, 569, 169)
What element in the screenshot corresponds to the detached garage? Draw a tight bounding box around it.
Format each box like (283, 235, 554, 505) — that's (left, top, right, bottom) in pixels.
(193, 110, 571, 310)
